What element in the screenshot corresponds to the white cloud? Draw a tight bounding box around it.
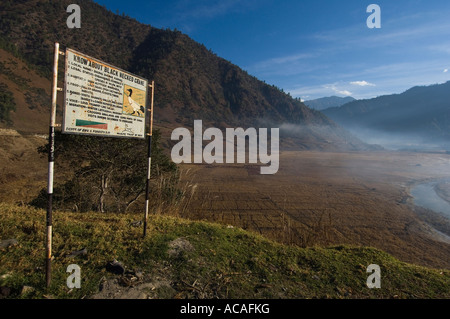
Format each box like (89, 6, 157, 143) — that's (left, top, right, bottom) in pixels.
(289, 83, 355, 100)
(246, 53, 319, 77)
(350, 81, 375, 87)
(328, 84, 352, 96)
(308, 12, 450, 50)
(428, 44, 450, 54)
(249, 53, 312, 71)
(336, 89, 352, 96)
(324, 84, 352, 96)
(444, 69, 448, 73)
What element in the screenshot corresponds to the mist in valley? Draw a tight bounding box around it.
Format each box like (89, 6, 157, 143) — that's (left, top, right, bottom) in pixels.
(342, 125, 450, 152)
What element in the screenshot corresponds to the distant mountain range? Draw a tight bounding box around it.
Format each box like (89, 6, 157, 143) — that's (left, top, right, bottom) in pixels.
(0, 0, 373, 151)
(304, 96, 356, 111)
(323, 81, 450, 150)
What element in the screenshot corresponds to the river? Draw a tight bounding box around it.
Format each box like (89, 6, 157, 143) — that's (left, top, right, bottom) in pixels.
(410, 180, 450, 219)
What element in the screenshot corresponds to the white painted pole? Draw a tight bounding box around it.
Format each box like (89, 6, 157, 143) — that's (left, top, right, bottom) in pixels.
(46, 42, 60, 288)
(143, 81, 154, 237)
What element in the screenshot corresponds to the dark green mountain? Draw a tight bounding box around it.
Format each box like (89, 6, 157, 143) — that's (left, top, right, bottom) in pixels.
(323, 82, 450, 149)
(0, 0, 371, 151)
(304, 96, 355, 111)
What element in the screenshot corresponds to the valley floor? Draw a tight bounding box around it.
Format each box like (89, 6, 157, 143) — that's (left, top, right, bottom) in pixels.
(181, 150, 450, 270)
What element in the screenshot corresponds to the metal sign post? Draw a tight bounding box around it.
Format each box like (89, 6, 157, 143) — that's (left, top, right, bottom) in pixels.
(143, 81, 154, 237)
(47, 42, 63, 288)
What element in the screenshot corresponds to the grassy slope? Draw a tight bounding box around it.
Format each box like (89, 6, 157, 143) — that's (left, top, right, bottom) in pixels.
(0, 203, 448, 299)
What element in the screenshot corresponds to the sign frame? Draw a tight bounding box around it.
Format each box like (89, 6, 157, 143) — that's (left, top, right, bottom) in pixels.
(46, 43, 155, 287)
(62, 47, 149, 139)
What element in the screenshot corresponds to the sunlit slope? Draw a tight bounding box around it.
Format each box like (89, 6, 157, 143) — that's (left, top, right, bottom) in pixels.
(0, 203, 448, 299)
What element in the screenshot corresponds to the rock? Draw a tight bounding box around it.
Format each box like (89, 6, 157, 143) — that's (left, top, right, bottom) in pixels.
(106, 259, 125, 275)
(168, 237, 194, 258)
(0, 273, 12, 280)
(0, 286, 11, 299)
(129, 220, 142, 227)
(67, 247, 87, 258)
(0, 239, 18, 250)
(118, 275, 140, 287)
(21, 286, 35, 296)
(133, 269, 144, 280)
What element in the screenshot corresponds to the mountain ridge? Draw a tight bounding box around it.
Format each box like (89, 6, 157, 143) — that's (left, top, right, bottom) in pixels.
(323, 81, 450, 149)
(0, 0, 373, 151)
(304, 96, 356, 111)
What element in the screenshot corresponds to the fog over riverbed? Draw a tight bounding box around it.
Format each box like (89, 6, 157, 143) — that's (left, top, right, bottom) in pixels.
(343, 126, 450, 152)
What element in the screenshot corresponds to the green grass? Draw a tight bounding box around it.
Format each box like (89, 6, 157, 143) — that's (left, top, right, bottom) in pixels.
(0, 203, 449, 299)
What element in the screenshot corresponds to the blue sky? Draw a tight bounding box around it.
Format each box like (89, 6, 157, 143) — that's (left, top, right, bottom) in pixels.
(95, 0, 450, 100)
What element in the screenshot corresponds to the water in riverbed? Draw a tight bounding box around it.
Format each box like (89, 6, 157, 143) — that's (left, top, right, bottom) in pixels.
(411, 181, 450, 219)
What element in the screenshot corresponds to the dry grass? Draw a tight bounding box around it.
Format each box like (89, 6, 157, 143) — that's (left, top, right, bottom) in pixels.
(0, 134, 47, 204)
(180, 151, 450, 270)
(1, 203, 449, 299)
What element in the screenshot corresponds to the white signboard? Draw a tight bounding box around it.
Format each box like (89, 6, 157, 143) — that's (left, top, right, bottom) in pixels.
(63, 48, 148, 139)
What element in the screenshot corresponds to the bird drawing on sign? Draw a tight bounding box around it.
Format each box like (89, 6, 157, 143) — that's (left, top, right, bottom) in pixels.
(126, 89, 145, 116)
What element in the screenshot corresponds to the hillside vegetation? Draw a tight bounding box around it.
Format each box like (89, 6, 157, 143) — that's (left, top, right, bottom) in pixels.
(0, 0, 370, 151)
(0, 203, 448, 299)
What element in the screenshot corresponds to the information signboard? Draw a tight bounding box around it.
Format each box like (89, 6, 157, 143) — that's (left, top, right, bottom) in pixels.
(63, 48, 148, 139)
